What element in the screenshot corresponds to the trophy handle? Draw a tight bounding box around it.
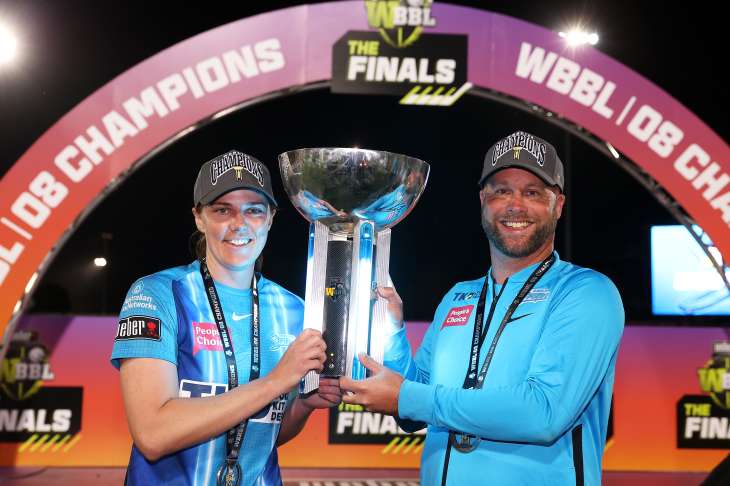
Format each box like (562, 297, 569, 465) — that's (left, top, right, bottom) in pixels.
(370, 228, 391, 369)
(300, 221, 329, 394)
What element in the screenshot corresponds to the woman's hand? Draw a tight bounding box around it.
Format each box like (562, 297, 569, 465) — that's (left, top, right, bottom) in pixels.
(267, 329, 327, 390)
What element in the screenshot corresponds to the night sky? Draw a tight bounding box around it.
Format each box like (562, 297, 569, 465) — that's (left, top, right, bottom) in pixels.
(0, 1, 727, 323)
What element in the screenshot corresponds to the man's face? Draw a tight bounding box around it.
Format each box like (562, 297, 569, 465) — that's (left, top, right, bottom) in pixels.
(479, 168, 565, 259)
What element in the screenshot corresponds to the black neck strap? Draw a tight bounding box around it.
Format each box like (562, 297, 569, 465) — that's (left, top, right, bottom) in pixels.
(463, 253, 555, 390)
(442, 253, 557, 484)
(199, 260, 260, 484)
(462, 273, 506, 389)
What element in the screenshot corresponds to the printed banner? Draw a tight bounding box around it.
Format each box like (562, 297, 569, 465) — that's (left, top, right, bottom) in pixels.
(1, 315, 728, 472)
(331, 31, 469, 102)
(1, 0, 728, 376)
(0, 316, 130, 465)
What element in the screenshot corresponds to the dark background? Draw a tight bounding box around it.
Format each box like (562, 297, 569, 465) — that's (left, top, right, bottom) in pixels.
(0, 1, 727, 323)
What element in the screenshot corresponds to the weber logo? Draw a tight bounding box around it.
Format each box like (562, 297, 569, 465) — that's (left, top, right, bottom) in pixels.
(116, 316, 161, 341)
(441, 305, 474, 329)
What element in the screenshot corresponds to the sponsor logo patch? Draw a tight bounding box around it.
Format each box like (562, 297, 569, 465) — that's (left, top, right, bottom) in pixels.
(115, 316, 161, 341)
(192, 322, 223, 355)
(121, 291, 158, 313)
(270, 333, 296, 352)
(179, 379, 228, 398)
(507, 313, 533, 324)
(523, 288, 550, 304)
(250, 393, 288, 424)
(441, 305, 474, 329)
(453, 291, 478, 302)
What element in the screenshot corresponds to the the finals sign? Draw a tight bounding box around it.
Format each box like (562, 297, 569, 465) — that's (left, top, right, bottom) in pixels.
(331, 0, 470, 105)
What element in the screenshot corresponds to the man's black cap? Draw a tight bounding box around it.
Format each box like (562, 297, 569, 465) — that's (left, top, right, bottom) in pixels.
(479, 131, 564, 191)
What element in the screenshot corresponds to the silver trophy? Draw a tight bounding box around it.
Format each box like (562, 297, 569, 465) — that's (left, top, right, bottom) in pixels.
(278, 148, 429, 393)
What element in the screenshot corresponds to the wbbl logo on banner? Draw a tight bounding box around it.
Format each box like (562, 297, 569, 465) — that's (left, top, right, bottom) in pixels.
(0, 330, 82, 443)
(677, 341, 730, 448)
(331, 0, 472, 106)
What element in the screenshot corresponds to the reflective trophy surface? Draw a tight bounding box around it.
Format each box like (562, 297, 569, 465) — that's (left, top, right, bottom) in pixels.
(278, 148, 429, 392)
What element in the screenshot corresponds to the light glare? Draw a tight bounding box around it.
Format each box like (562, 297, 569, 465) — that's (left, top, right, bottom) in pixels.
(0, 22, 18, 64)
(94, 257, 108, 267)
(606, 142, 620, 159)
(558, 28, 599, 46)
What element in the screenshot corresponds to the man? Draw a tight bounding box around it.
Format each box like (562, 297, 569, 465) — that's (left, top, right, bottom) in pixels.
(341, 131, 624, 486)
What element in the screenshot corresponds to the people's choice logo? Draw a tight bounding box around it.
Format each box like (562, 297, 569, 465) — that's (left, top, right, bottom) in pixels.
(441, 305, 474, 329)
(192, 321, 223, 355)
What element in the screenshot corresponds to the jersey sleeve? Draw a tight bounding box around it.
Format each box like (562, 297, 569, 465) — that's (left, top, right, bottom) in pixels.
(389, 289, 455, 433)
(384, 285, 456, 382)
(397, 272, 625, 444)
(110, 275, 179, 369)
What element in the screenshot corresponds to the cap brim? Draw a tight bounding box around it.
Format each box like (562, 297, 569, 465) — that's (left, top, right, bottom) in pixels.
(198, 186, 278, 207)
(479, 163, 561, 190)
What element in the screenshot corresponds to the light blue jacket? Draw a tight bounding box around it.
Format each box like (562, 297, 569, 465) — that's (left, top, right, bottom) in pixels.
(385, 253, 624, 486)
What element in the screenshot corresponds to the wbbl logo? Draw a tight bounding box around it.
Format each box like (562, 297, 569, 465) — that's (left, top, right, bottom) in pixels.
(325, 277, 346, 302)
(365, 0, 436, 48)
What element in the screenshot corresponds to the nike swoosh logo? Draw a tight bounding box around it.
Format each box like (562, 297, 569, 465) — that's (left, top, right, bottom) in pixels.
(231, 313, 251, 321)
(507, 313, 533, 324)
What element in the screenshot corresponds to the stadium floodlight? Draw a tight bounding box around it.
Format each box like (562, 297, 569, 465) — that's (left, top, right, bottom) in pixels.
(558, 28, 599, 47)
(94, 257, 108, 267)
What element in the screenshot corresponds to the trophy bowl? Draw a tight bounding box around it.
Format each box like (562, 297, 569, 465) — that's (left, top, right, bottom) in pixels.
(278, 148, 429, 235)
(278, 148, 429, 389)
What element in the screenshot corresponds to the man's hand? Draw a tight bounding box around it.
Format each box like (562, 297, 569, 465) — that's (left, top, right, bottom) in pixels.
(339, 353, 404, 415)
(376, 286, 403, 328)
(277, 377, 341, 446)
(299, 377, 342, 410)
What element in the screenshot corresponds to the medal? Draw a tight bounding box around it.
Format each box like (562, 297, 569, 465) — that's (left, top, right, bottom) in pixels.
(216, 462, 242, 486)
(451, 432, 481, 453)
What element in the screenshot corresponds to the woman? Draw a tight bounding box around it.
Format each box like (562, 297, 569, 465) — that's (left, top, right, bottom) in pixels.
(111, 150, 340, 485)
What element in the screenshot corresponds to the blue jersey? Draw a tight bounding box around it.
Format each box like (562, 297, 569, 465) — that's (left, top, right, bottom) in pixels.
(386, 253, 624, 486)
(110, 261, 303, 486)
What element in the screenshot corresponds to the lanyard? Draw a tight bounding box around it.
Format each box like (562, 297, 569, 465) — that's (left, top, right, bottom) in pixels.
(199, 260, 260, 486)
(462, 275, 507, 390)
(468, 253, 555, 390)
(445, 253, 556, 469)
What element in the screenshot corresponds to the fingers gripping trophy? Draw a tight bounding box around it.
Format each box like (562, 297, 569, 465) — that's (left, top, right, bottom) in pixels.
(278, 149, 429, 392)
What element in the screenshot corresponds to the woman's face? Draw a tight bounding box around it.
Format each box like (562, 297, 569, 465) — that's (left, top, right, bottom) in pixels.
(193, 189, 274, 272)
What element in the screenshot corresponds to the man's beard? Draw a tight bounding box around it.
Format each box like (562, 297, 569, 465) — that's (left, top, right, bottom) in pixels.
(481, 210, 557, 258)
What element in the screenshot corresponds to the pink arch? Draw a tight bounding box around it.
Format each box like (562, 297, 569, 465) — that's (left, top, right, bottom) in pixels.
(0, 1, 728, 336)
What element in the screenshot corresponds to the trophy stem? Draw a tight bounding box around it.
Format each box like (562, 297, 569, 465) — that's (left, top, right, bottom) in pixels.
(347, 221, 375, 380)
